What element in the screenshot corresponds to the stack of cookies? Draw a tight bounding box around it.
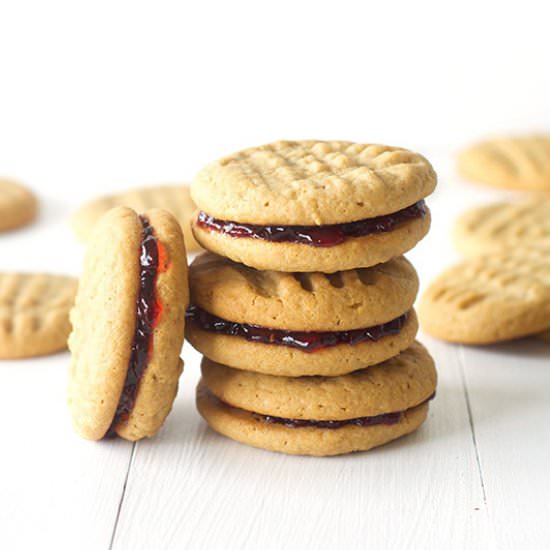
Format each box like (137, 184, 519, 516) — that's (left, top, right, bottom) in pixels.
(186, 140, 438, 456)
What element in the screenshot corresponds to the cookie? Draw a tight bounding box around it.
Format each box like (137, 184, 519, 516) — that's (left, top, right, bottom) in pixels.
(457, 135, 550, 192)
(0, 178, 38, 232)
(0, 273, 78, 358)
(537, 330, 550, 343)
(201, 341, 436, 421)
(454, 199, 550, 257)
(196, 342, 435, 456)
(71, 184, 201, 252)
(186, 252, 419, 376)
(68, 206, 189, 441)
(419, 247, 550, 343)
(191, 140, 435, 272)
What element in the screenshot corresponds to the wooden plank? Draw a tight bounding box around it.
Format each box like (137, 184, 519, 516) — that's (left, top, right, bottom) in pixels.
(461, 341, 550, 549)
(0, 354, 133, 550)
(112, 342, 493, 550)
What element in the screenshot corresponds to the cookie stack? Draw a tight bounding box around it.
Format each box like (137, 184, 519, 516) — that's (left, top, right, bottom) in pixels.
(186, 140, 438, 456)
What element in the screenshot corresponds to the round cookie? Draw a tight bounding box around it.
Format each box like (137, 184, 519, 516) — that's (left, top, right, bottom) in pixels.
(189, 252, 419, 330)
(71, 184, 201, 252)
(192, 211, 430, 273)
(191, 140, 436, 272)
(201, 341, 436, 421)
(0, 273, 78, 358)
(68, 206, 189, 441)
(457, 135, 550, 192)
(0, 179, 38, 232)
(454, 199, 550, 257)
(419, 247, 550, 344)
(188, 310, 418, 377)
(197, 384, 430, 457)
(186, 252, 419, 376)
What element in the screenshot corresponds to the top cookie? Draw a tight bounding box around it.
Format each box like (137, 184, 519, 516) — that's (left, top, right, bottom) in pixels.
(189, 251, 418, 330)
(458, 135, 550, 192)
(0, 178, 38, 232)
(71, 184, 201, 251)
(192, 140, 436, 225)
(454, 199, 550, 257)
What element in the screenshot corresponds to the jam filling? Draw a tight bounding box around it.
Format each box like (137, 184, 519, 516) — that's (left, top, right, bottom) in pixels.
(255, 393, 435, 429)
(186, 305, 407, 353)
(259, 411, 402, 429)
(107, 216, 162, 437)
(206, 391, 435, 430)
(196, 200, 426, 247)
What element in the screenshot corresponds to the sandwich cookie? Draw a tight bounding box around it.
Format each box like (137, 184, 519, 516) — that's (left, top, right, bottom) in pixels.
(0, 273, 78, 358)
(71, 184, 201, 251)
(186, 252, 419, 376)
(458, 135, 550, 192)
(197, 341, 437, 456)
(0, 178, 38, 232)
(454, 199, 550, 257)
(191, 140, 436, 272)
(419, 247, 550, 344)
(68, 206, 189, 441)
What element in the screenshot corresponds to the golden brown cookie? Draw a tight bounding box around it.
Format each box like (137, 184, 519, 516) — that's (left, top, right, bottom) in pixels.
(189, 252, 418, 330)
(0, 178, 38, 232)
(197, 378, 432, 457)
(186, 252, 419, 375)
(454, 199, 550, 257)
(71, 184, 200, 252)
(419, 248, 550, 344)
(188, 311, 417, 376)
(201, 341, 436, 421)
(68, 206, 189, 441)
(0, 273, 78, 358)
(191, 211, 430, 273)
(458, 135, 550, 192)
(191, 140, 435, 272)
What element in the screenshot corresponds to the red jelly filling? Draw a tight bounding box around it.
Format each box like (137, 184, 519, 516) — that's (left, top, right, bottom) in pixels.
(259, 411, 402, 429)
(186, 305, 407, 353)
(196, 200, 426, 247)
(255, 393, 435, 429)
(107, 216, 161, 437)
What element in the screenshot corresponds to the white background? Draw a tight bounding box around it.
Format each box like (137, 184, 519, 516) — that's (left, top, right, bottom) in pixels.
(1, 2, 550, 550)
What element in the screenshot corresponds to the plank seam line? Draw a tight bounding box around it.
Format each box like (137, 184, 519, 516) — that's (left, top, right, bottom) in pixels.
(108, 442, 137, 550)
(458, 345, 488, 507)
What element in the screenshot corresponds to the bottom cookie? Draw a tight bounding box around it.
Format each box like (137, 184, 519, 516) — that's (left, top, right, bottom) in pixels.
(196, 381, 429, 457)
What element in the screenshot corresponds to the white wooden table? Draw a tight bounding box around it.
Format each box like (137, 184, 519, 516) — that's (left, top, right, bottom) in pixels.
(1, 154, 549, 550)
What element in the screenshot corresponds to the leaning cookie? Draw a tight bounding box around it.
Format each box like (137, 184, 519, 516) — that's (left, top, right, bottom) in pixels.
(454, 199, 550, 257)
(191, 140, 436, 272)
(457, 135, 550, 192)
(0, 273, 78, 358)
(186, 252, 419, 376)
(0, 178, 38, 232)
(197, 342, 436, 456)
(419, 248, 550, 344)
(68, 207, 189, 441)
(71, 184, 201, 252)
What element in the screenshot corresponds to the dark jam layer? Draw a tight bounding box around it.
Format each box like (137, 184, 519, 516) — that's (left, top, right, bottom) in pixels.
(107, 216, 161, 437)
(196, 200, 426, 247)
(258, 411, 402, 429)
(254, 393, 435, 429)
(186, 305, 407, 353)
